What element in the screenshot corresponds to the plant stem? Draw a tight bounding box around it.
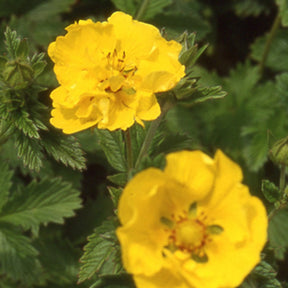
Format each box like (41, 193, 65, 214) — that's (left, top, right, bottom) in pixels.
(258, 12, 281, 76)
(268, 165, 287, 220)
(135, 100, 171, 169)
(124, 128, 133, 171)
(134, 0, 149, 20)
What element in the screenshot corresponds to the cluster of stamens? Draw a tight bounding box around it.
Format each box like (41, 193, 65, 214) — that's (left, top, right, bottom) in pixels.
(99, 49, 138, 95)
(106, 49, 137, 78)
(161, 202, 223, 263)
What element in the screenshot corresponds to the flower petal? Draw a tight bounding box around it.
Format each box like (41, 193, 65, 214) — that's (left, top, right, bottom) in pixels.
(164, 150, 215, 201)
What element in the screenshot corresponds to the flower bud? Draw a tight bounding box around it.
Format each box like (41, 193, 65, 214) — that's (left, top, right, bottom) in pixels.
(269, 137, 288, 166)
(3, 60, 34, 89)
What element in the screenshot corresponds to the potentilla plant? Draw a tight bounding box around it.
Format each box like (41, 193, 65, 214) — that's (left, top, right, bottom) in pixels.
(1, 2, 288, 288)
(47, 12, 268, 288)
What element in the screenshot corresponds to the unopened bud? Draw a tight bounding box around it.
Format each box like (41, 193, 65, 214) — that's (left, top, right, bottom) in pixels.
(3, 60, 34, 88)
(269, 137, 288, 166)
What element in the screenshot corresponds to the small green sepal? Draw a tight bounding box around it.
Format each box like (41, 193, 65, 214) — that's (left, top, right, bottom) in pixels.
(191, 252, 208, 263)
(206, 224, 224, 235)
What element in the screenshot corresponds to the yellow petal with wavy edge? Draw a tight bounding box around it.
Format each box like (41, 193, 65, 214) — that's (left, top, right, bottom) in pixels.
(164, 150, 215, 202)
(117, 150, 268, 288)
(48, 11, 185, 133)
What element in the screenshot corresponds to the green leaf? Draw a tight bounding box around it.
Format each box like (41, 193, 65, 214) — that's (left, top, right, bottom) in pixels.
(250, 29, 288, 72)
(13, 109, 40, 138)
(241, 125, 270, 172)
(268, 208, 288, 260)
(233, 0, 272, 17)
(89, 274, 135, 288)
(152, 12, 210, 41)
(252, 260, 282, 287)
(0, 162, 13, 212)
(136, 0, 173, 21)
(26, 0, 76, 21)
(95, 129, 127, 172)
(112, 0, 172, 20)
(130, 123, 146, 167)
(4, 27, 19, 59)
(107, 186, 123, 208)
(0, 224, 41, 284)
(15, 133, 43, 171)
(107, 173, 127, 187)
(111, 0, 137, 15)
(0, 178, 82, 236)
(35, 236, 81, 286)
(276, 0, 288, 26)
(78, 219, 124, 283)
(261, 180, 281, 203)
(41, 131, 86, 171)
(275, 72, 288, 107)
(240, 260, 282, 288)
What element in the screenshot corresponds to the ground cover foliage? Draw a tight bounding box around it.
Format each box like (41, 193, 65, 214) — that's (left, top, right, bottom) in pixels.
(0, 0, 288, 287)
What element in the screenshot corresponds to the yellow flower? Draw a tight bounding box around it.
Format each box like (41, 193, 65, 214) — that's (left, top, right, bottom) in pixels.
(48, 12, 185, 133)
(116, 150, 267, 288)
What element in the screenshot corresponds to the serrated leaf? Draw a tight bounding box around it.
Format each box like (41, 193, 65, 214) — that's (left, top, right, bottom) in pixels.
(241, 125, 270, 171)
(35, 236, 81, 285)
(253, 260, 282, 288)
(95, 129, 127, 172)
(13, 109, 40, 138)
(250, 29, 288, 72)
(15, 133, 43, 171)
(16, 38, 29, 58)
(0, 224, 41, 284)
(107, 186, 123, 208)
(240, 260, 282, 287)
(261, 180, 280, 203)
(107, 173, 127, 187)
(4, 27, 19, 59)
(0, 162, 13, 212)
(0, 178, 82, 236)
(268, 208, 288, 260)
(276, 0, 288, 26)
(78, 220, 123, 283)
(41, 131, 86, 171)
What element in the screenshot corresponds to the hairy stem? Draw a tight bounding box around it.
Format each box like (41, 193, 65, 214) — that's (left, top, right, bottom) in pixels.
(135, 100, 171, 169)
(124, 128, 134, 171)
(258, 12, 281, 76)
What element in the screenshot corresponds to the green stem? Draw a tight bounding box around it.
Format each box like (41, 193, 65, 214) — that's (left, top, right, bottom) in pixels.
(124, 128, 133, 171)
(268, 165, 287, 220)
(135, 100, 171, 169)
(258, 12, 281, 76)
(134, 0, 149, 20)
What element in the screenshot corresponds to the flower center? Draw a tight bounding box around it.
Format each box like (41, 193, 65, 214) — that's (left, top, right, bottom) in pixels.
(98, 49, 138, 98)
(161, 203, 223, 263)
(174, 219, 205, 251)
